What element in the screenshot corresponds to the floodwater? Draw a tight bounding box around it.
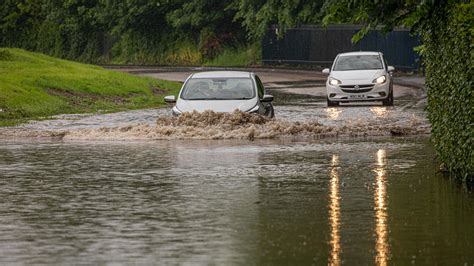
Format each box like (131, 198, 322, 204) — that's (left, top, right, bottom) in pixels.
(0, 101, 429, 140)
(0, 70, 472, 264)
(0, 138, 473, 264)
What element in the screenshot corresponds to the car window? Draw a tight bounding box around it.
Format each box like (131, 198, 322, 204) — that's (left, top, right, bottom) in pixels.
(333, 55, 383, 71)
(255, 75, 265, 99)
(181, 78, 256, 100)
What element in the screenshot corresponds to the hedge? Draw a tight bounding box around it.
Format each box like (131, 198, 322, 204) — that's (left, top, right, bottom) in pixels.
(422, 2, 473, 179)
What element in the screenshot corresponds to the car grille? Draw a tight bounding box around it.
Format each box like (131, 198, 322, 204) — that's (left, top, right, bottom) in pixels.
(340, 84, 373, 93)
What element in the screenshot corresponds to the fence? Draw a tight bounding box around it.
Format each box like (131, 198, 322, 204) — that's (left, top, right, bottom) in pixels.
(262, 25, 421, 70)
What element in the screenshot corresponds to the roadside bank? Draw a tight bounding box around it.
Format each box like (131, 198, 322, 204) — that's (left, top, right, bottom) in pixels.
(0, 48, 181, 127)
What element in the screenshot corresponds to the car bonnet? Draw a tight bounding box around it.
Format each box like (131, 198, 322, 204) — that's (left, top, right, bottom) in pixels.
(176, 98, 259, 113)
(330, 69, 386, 84)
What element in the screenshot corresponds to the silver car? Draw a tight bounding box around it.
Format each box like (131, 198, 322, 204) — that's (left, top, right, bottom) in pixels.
(322, 51, 395, 106)
(164, 71, 275, 117)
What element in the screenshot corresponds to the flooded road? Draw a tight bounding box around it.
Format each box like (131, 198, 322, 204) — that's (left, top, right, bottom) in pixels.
(0, 68, 472, 264)
(0, 68, 429, 140)
(0, 138, 473, 264)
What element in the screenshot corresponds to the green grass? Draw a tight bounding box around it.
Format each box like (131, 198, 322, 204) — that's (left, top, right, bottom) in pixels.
(204, 45, 260, 67)
(0, 48, 181, 126)
(107, 41, 260, 67)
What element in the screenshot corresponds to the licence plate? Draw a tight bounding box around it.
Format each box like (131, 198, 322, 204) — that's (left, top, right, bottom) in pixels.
(349, 94, 366, 99)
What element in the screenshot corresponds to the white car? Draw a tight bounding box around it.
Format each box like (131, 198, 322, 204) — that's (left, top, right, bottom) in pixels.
(164, 71, 275, 117)
(322, 51, 395, 106)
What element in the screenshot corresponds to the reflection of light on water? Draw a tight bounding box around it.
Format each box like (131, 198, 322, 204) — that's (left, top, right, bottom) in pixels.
(375, 149, 389, 265)
(329, 154, 341, 266)
(326, 108, 342, 120)
(370, 107, 388, 117)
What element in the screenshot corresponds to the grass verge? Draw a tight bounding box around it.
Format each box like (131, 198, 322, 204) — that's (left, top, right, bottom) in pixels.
(0, 48, 181, 126)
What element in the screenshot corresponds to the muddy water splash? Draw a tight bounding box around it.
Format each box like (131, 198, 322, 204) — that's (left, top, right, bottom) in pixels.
(57, 110, 429, 141)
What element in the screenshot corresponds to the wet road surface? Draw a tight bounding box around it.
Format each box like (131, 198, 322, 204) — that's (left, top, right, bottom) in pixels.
(128, 66, 425, 100)
(0, 68, 428, 139)
(0, 68, 472, 264)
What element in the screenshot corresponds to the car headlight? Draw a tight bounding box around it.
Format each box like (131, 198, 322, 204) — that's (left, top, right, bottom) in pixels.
(172, 106, 182, 116)
(329, 77, 342, 86)
(373, 75, 386, 84)
(246, 105, 260, 113)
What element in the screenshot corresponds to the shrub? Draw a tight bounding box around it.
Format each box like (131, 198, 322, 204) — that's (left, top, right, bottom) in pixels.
(422, 2, 473, 179)
(204, 44, 260, 67)
(0, 49, 14, 60)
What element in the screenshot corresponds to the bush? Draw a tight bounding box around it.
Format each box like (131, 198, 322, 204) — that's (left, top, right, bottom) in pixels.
(0, 49, 14, 60)
(422, 2, 473, 179)
(204, 44, 260, 67)
(162, 40, 202, 65)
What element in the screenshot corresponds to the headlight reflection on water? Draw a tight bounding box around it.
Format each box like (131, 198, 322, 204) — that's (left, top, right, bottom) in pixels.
(326, 108, 342, 120)
(328, 154, 341, 266)
(375, 149, 389, 266)
(370, 107, 388, 117)
(327, 150, 390, 266)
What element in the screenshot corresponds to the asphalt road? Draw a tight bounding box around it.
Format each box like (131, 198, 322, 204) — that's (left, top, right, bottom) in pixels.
(107, 66, 426, 100)
(0, 66, 430, 139)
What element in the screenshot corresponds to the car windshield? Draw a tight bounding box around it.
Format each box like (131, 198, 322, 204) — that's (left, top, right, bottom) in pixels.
(333, 55, 383, 71)
(181, 78, 255, 100)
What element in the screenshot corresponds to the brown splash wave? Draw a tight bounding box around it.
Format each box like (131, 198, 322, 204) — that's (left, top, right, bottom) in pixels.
(64, 110, 429, 140)
(0, 110, 430, 141)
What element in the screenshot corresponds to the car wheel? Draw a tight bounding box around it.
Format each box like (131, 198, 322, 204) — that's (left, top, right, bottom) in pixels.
(327, 97, 339, 107)
(268, 107, 275, 118)
(382, 89, 394, 106)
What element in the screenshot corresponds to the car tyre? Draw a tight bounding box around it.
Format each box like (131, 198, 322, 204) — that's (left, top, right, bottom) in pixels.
(269, 108, 275, 118)
(327, 97, 339, 107)
(382, 89, 394, 106)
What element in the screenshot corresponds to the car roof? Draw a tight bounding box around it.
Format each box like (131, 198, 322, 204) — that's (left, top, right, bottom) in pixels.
(191, 71, 252, 79)
(338, 51, 381, 56)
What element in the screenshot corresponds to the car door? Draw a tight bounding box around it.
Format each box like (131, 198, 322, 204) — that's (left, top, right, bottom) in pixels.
(381, 54, 393, 90)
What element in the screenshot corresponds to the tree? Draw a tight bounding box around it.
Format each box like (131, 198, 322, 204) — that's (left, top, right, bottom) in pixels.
(321, 0, 441, 41)
(166, 0, 245, 57)
(233, 0, 325, 39)
(0, 0, 43, 48)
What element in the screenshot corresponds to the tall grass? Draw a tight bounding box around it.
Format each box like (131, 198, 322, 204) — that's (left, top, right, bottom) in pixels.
(108, 37, 259, 67)
(204, 45, 260, 67)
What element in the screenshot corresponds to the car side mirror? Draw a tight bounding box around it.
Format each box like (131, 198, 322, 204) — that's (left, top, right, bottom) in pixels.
(322, 68, 330, 74)
(164, 95, 176, 103)
(262, 94, 274, 102)
(387, 66, 395, 72)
